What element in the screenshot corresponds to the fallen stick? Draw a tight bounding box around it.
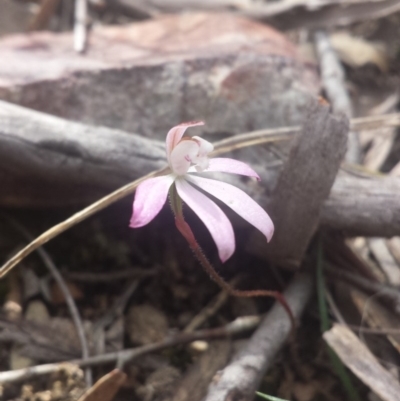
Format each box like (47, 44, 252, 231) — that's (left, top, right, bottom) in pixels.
(0, 315, 261, 384)
(2, 101, 400, 277)
(203, 273, 313, 401)
(314, 30, 359, 163)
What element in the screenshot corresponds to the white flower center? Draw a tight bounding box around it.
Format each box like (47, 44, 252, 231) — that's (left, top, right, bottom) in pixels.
(169, 136, 214, 176)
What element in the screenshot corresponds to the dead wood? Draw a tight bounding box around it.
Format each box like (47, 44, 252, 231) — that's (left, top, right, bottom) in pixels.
(314, 30, 360, 163)
(262, 0, 400, 30)
(110, 0, 400, 31)
(202, 273, 313, 401)
(250, 101, 348, 269)
(0, 100, 165, 206)
(2, 100, 400, 240)
(321, 173, 400, 237)
(170, 341, 232, 401)
(0, 316, 261, 384)
(325, 264, 400, 315)
(324, 324, 400, 401)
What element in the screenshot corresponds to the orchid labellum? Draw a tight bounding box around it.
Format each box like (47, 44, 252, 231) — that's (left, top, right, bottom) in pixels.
(130, 121, 274, 262)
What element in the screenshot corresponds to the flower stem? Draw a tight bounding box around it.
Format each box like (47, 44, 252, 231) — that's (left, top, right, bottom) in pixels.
(169, 185, 296, 330)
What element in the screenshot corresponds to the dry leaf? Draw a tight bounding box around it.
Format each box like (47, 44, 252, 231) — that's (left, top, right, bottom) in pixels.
(351, 289, 400, 354)
(363, 128, 395, 171)
(386, 237, 400, 266)
(330, 31, 388, 72)
(324, 324, 400, 401)
(368, 238, 400, 286)
(77, 369, 127, 401)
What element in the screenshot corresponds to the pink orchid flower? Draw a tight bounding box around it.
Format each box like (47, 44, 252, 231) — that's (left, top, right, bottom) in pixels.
(130, 121, 274, 262)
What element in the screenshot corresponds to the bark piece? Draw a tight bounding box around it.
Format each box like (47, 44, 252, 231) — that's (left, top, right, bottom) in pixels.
(203, 273, 313, 401)
(250, 100, 348, 269)
(0, 12, 318, 138)
(324, 324, 400, 401)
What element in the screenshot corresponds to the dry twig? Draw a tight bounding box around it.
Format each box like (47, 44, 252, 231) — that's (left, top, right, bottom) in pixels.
(65, 268, 157, 282)
(0, 315, 261, 384)
(2, 216, 93, 386)
(325, 264, 400, 315)
(2, 101, 400, 278)
(324, 324, 400, 401)
(74, 0, 87, 52)
(0, 167, 168, 279)
(203, 273, 313, 401)
(314, 30, 360, 163)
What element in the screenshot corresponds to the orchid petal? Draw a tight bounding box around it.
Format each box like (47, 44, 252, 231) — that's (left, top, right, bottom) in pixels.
(186, 175, 274, 242)
(166, 121, 204, 161)
(175, 178, 235, 262)
(188, 158, 260, 180)
(192, 136, 214, 156)
(170, 140, 200, 175)
(130, 175, 175, 228)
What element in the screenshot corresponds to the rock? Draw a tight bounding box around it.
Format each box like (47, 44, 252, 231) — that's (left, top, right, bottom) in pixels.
(126, 304, 169, 345)
(25, 300, 50, 323)
(0, 12, 319, 139)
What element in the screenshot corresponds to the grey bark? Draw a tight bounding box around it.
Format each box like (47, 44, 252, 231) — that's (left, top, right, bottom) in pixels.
(314, 30, 360, 163)
(2, 100, 400, 239)
(0, 100, 165, 206)
(251, 101, 348, 269)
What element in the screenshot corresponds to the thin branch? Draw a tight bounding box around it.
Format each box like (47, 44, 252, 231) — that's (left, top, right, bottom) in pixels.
(347, 324, 400, 335)
(184, 277, 240, 333)
(0, 315, 261, 384)
(314, 30, 360, 163)
(74, 0, 88, 53)
(203, 273, 313, 401)
(1, 216, 92, 386)
(0, 167, 167, 279)
(65, 267, 157, 282)
(325, 264, 400, 315)
(1, 110, 400, 279)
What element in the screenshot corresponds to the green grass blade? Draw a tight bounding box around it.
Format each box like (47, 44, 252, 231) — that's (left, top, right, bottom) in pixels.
(256, 392, 289, 401)
(317, 237, 361, 401)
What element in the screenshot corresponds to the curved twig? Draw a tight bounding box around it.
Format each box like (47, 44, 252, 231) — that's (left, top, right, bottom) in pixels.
(0, 167, 168, 279)
(1, 215, 92, 386)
